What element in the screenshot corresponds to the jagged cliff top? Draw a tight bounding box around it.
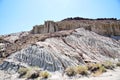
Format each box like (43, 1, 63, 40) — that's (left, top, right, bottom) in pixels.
(31, 17, 120, 36)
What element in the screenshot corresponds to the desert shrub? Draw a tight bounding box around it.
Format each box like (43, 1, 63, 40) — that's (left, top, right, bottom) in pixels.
(25, 70, 39, 79)
(18, 67, 29, 78)
(87, 63, 106, 73)
(65, 67, 76, 76)
(99, 66, 106, 72)
(40, 71, 50, 79)
(92, 66, 106, 77)
(18, 67, 40, 79)
(87, 63, 100, 72)
(102, 61, 115, 70)
(116, 62, 120, 67)
(87, 63, 106, 76)
(75, 65, 88, 76)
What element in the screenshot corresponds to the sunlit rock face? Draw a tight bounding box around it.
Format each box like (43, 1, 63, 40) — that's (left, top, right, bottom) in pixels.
(31, 19, 120, 36)
(57, 20, 120, 36)
(31, 21, 59, 34)
(1, 28, 120, 72)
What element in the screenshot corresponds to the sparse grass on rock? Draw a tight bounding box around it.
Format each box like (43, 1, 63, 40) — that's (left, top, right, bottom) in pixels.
(18, 67, 29, 78)
(18, 62, 118, 79)
(75, 65, 88, 76)
(87, 63, 101, 72)
(39, 71, 50, 79)
(18, 67, 40, 79)
(116, 62, 120, 67)
(65, 67, 76, 76)
(99, 66, 106, 73)
(25, 69, 39, 79)
(102, 61, 115, 70)
(65, 65, 89, 77)
(87, 63, 106, 76)
(92, 65, 106, 76)
(18, 66, 50, 79)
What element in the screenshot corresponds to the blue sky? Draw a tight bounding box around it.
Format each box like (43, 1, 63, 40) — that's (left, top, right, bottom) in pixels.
(0, 0, 120, 35)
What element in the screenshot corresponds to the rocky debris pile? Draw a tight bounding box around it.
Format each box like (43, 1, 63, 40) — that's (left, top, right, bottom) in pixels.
(0, 28, 120, 73)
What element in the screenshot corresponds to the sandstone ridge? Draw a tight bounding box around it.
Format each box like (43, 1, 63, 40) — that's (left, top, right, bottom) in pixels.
(31, 17, 120, 36)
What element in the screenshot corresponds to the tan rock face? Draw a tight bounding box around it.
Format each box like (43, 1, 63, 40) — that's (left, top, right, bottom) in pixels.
(57, 20, 120, 36)
(31, 21, 58, 34)
(90, 21, 120, 36)
(31, 20, 120, 36)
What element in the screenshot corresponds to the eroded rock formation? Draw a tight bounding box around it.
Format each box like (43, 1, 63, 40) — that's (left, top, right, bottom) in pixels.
(0, 17, 120, 77)
(31, 18, 120, 36)
(31, 21, 58, 34)
(0, 28, 120, 72)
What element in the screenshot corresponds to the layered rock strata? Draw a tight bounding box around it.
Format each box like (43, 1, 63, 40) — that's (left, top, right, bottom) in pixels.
(31, 19, 120, 36)
(31, 21, 58, 34)
(0, 28, 120, 72)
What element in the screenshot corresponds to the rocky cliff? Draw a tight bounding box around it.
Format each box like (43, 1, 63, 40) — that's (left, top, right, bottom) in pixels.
(31, 18, 120, 36)
(31, 21, 58, 34)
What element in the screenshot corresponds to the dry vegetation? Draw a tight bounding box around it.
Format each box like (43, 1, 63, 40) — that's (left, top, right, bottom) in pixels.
(17, 61, 120, 79)
(75, 65, 88, 76)
(116, 62, 120, 67)
(39, 71, 50, 79)
(65, 61, 119, 77)
(65, 67, 76, 76)
(102, 61, 115, 70)
(18, 66, 50, 79)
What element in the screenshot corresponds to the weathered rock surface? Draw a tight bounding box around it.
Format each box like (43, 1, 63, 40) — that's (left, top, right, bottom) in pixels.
(2, 31, 29, 43)
(31, 18, 120, 36)
(58, 20, 120, 36)
(31, 21, 58, 34)
(0, 38, 11, 58)
(0, 28, 120, 72)
(0, 32, 29, 59)
(111, 36, 120, 40)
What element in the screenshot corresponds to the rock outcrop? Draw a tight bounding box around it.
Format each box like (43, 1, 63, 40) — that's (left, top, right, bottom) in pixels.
(31, 21, 58, 34)
(0, 28, 120, 72)
(0, 32, 29, 59)
(31, 18, 120, 36)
